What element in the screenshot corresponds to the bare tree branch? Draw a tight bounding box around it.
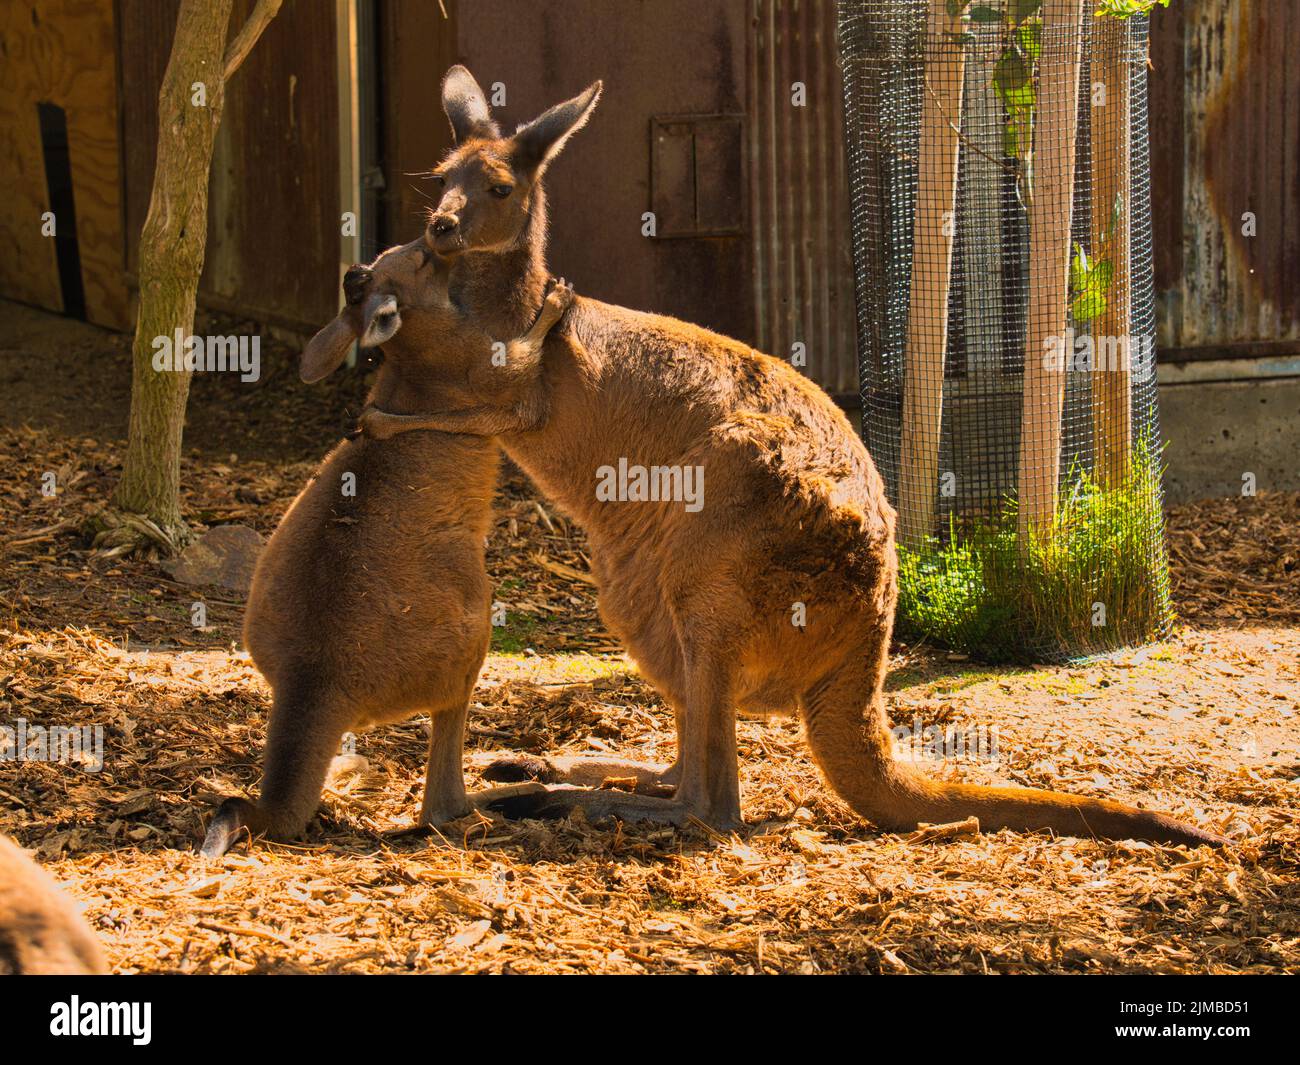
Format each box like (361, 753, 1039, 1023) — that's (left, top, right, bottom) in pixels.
(223, 0, 283, 81)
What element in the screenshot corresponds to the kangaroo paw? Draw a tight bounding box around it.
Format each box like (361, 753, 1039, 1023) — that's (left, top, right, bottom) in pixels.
(356, 405, 396, 440)
(541, 276, 575, 322)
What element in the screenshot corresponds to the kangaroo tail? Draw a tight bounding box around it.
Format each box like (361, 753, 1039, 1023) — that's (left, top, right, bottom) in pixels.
(200, 681, 351, 857)
(800, 663, 1229, 848)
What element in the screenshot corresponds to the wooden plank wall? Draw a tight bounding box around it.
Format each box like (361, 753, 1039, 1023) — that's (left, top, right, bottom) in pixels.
(379, 0, 458, 247)
(0, 0, 128, 328)
(118, 0, 340, 331)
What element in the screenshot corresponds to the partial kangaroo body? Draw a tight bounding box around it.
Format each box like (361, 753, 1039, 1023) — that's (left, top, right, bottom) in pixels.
(363, 67, 1225, 847)
(0, 835, 107, 974)
(200, 243, 571, 857)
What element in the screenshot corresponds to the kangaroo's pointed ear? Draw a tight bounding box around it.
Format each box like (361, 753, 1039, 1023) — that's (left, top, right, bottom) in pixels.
(300, 314, 356, 383)
(511, 81, 602, 173)
(442, 65, 500, 143)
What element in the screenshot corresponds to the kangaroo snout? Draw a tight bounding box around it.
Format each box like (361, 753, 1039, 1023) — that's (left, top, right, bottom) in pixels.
(426, 215, 465, 255)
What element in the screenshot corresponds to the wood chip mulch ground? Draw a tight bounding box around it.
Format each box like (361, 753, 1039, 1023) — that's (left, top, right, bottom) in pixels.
(1, 301, 1296, 975)
(3, 424, 1296, 974)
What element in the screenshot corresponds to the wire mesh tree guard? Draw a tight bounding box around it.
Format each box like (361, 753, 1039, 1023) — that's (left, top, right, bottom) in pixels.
(837, 0, 1173, 662)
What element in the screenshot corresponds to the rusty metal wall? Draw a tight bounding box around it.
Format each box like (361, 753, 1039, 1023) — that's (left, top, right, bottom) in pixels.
(118, 0, 340, 331)
(749, 0, 857, 395)
(447, 0, 753, 345)
(1150, 0, 1300, 359)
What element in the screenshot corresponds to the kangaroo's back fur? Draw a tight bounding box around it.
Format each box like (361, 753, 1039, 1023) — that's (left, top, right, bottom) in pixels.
(0, 835, 107, 974)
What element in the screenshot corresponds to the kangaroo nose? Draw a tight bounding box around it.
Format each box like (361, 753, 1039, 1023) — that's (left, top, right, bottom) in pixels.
(430, 214, 458, 236)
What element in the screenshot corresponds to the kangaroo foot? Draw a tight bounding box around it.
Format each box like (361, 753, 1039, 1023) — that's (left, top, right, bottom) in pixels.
(199, 797, 263, 858)
(480, 753, 677, 797)
(482, 785, 742, 833)
(419, 795, 473, 827)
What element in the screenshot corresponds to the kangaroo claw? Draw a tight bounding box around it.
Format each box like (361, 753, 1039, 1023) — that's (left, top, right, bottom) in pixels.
(200, 798, 256, 858)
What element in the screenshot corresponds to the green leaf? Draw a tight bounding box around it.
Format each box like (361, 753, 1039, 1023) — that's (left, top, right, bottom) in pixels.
(993, 50, 1034, 110)
(1015, 18, 1042, 60)
(1012, 0, 1043, 22)
(1095, 0, 1171, 19)
(1093, 258, 1114, 292)
(1003, 120, 1021, 159)
(1004, 111, 1032, 158)
(946, 0, 968, 17)
(1072, 289, 1107, 324)
(968, 5, 1003, 22)
(1070, 243, 1088, 291)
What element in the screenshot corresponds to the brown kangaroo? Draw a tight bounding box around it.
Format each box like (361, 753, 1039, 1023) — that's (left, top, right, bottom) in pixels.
(356, 66, 1226, 848)
(0, 834, 107, 974)
(199, 239, 572, 857)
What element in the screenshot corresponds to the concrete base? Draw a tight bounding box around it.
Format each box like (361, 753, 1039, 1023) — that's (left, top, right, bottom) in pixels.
(1158, 373, 1300, 503)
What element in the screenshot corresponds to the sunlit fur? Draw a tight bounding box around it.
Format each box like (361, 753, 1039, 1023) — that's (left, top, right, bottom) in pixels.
(357, 67, 1226, 848)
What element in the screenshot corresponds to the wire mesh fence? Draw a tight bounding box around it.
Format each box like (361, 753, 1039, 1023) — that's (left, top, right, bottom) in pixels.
(837, 0, 1172, 662)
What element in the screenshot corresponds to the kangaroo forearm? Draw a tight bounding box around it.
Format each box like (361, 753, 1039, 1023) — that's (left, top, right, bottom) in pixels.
(364, 403, 537, 439)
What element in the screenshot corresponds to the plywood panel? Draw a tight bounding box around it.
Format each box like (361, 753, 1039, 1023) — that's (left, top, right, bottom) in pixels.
(0, 0, 128, 327)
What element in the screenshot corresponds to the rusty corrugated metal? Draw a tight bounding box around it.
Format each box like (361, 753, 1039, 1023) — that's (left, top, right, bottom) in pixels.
(749, 0, 857, 394)
(1153, 0, 1300, 356)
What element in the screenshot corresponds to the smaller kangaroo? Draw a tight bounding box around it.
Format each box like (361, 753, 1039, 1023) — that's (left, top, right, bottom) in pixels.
(0, 835, 107, 974)
(200, 241, 572, 857)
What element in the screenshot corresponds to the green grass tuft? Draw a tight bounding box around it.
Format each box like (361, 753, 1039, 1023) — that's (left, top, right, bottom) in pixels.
(896, 444, 1174, 663)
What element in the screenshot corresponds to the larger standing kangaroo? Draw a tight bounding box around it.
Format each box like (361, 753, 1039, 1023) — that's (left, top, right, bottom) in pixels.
(361, 68, 1224, 847)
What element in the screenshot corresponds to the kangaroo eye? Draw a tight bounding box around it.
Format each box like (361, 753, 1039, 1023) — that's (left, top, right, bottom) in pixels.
(490, 184, 514, 199)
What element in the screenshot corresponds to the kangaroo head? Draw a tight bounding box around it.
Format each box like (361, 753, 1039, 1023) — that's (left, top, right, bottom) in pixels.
(300, 239, 445, 383)
(424, 65, 601, 258)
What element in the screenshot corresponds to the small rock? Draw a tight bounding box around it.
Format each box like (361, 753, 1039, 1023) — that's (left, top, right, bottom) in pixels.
(161, 524, 265, 592)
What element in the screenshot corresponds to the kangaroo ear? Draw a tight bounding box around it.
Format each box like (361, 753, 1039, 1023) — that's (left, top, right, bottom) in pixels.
(442, 65, 500, 143)
(511, 81, 602, 172)
(300, 314, 356, 383)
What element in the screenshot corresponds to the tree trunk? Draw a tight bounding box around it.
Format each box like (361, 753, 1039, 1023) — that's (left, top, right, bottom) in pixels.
(113, 0, 235, 544)
(106, 0, 280, 554)
(897, 0, 966, 551)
